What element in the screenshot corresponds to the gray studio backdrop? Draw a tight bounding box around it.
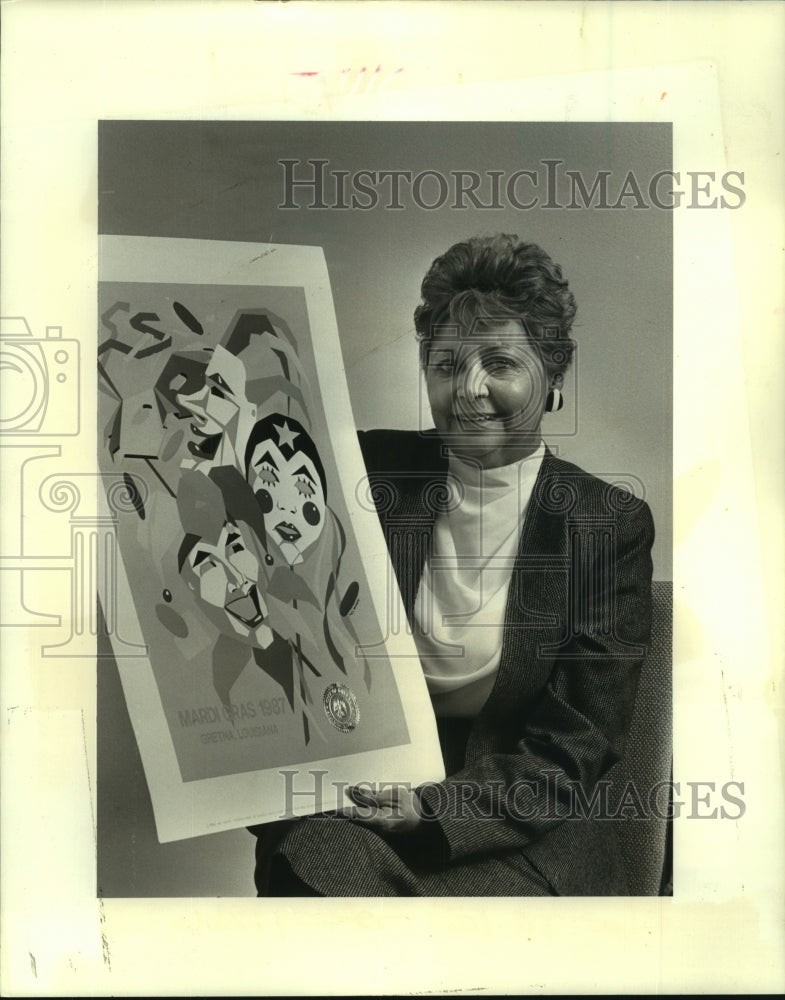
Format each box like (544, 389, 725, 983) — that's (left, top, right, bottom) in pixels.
(97, 121, 672, 896)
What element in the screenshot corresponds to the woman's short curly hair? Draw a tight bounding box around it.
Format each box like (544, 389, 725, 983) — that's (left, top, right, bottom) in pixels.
(414, 234, 577, 377)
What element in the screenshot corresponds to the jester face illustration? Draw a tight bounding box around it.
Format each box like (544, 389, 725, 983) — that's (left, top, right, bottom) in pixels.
(175, 470, 273, 647)
(178, 521, 269, 639)
(174, 344, 257, 443)
(181, 520, 258, 614)
(245, 414, 327, 567)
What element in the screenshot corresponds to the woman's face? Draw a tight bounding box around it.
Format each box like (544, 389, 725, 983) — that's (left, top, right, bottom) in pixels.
(424, 319, 550, 468)
(247, 424, 326, 566)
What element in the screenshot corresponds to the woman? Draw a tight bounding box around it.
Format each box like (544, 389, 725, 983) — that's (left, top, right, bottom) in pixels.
(258, 233, 654, 896)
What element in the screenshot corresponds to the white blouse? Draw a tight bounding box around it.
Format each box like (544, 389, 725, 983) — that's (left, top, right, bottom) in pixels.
(413, 441, 545, 717)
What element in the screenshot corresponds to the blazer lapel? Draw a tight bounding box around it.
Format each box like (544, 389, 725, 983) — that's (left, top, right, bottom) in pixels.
(373, 439, 570, 710)
(390, 475, 445, 622)
(483, 448, 571, 711)
(371, 434, 448, 623)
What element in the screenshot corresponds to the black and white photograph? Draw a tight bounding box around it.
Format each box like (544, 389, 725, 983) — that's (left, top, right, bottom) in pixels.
(96, 121, 672, 899)
(1, 2, 782, 996)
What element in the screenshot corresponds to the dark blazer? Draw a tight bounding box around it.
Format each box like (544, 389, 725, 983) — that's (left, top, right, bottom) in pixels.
(356, 428, 655, 895)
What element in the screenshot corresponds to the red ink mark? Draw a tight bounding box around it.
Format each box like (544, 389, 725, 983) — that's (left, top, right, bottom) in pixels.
(295, 66, 404, 78)
(660, 91, 667, 101)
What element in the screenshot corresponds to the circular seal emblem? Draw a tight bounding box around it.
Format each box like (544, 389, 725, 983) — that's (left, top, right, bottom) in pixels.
(323, 683, 360, 733)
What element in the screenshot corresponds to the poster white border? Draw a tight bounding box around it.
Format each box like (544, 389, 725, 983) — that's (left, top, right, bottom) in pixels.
(97, 235, 442, 841)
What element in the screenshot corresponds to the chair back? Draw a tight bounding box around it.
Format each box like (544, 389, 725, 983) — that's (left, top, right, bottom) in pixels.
(611, 579, 673, 895)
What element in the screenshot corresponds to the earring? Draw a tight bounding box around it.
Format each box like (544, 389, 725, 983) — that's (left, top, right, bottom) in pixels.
(545, 387, 564, 412)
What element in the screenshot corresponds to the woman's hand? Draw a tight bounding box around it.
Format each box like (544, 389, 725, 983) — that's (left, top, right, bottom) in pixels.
(346, 783, 423, 834)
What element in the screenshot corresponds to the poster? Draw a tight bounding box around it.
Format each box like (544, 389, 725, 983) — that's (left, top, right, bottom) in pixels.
(2, 1, 783, 996)
(96, 236, 441, 841)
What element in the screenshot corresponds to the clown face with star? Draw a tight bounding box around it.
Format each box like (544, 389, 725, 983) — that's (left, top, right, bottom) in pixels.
(245, 414, 328, 566)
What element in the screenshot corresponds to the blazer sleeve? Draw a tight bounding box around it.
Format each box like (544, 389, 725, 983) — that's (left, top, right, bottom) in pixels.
(417, 499, 655, 864)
